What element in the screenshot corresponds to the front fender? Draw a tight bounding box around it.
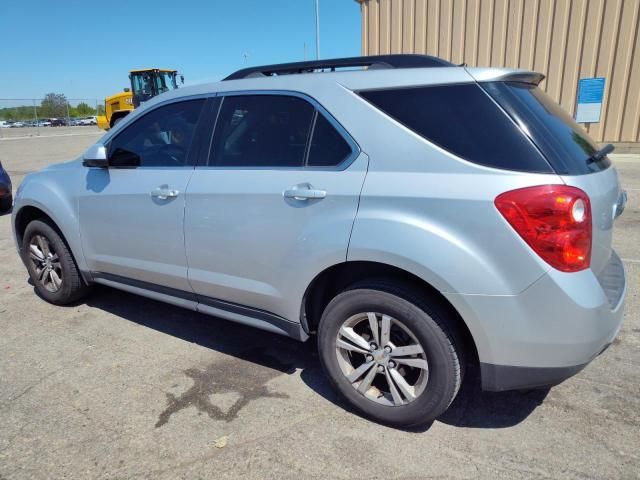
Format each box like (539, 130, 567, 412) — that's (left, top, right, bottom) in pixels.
(12, 167, 88, 275)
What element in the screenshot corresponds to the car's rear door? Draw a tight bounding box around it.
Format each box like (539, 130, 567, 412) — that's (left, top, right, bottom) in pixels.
(184, 93, 367, 322)
(78, 98, 209, 292)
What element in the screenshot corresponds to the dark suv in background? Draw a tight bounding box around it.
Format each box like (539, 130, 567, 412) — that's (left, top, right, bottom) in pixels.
(0, 160, 12, 212)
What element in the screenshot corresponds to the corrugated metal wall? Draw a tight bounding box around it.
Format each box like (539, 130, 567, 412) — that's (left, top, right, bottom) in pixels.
(359, 0, 640, 144)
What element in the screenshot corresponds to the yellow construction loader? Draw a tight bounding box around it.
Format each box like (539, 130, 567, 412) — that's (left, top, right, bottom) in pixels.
(97, 68, 182, 130)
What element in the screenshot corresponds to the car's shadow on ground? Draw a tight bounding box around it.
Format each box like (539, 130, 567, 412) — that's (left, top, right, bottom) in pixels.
(83, 285, 548, 431)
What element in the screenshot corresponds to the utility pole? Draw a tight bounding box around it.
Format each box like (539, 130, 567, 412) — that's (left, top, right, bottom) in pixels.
(33, 99, 40, 136)
(315, 0, 320, 59)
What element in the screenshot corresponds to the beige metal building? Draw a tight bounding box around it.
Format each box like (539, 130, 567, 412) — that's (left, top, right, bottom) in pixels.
(356, 0, 640, 147)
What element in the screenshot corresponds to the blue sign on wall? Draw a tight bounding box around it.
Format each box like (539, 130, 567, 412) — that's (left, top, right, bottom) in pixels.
(575, 77, 605, 123)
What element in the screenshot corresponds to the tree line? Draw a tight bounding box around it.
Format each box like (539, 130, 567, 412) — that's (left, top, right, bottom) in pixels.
(0, 93, 104, 121)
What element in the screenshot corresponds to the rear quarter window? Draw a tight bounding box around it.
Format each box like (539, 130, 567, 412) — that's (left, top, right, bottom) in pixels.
(481, 82, 611, 175)
(307, 113, 353, 167)
(359, 84, 553, 173)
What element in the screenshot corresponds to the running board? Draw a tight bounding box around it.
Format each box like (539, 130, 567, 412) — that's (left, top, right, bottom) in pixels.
(91, 272, 308, 341)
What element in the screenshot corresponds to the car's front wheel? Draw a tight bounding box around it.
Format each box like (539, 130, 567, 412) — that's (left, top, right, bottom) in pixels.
(22, 219, 91, 305)
(317, 282, 463, 427)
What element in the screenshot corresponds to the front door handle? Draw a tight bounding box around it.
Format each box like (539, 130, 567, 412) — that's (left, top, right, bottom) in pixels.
(151, 185, 180, 200)
(283, 183, 327, 201)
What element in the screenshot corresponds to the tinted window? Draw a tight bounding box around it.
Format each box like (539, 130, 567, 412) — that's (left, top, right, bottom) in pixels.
(210, 95, 314, 167)
(108, 99, 204, 167)
(482, 82, 610, 175)
(307, 113, 352, 167)
(360, 84, 552, 173)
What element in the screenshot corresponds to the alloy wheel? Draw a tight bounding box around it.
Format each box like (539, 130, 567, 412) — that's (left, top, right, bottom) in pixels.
(28, 235, 63, 293)
(335, 312, 429, 406)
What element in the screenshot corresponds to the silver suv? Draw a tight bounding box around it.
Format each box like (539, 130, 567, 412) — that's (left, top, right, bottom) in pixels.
(12, 55, 627, 427)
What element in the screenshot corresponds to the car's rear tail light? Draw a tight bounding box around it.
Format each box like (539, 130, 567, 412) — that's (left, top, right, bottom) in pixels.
(495, 185, 591, 272)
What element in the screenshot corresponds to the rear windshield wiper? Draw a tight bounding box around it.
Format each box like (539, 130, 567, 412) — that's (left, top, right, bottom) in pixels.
(586, 143, 614, 164)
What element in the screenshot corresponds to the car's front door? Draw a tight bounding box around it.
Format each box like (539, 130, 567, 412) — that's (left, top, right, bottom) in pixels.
(184, 93, 367, 322)
(79, 98, 207, 292)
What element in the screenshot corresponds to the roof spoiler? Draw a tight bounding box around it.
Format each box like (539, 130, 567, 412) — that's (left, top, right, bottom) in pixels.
(466, 68, 545, 85)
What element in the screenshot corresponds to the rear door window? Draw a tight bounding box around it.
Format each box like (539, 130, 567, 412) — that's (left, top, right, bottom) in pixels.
(209, 95, 314, 167)
(481, 82, 610, 175)
(359, 84, 553, 173)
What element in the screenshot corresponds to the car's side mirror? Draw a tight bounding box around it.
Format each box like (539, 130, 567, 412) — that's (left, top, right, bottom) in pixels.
(82, 144, 108, 168)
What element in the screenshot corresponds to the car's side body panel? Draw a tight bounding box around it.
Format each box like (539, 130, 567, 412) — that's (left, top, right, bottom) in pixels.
(78, 167, 196, 291)
(185, 150, 369, 324)
(12, 161, 89, 275)
(347, 169, 561, 296)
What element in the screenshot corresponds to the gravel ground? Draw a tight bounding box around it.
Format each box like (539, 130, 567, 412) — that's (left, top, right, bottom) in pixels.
(0, 132, 638, 479)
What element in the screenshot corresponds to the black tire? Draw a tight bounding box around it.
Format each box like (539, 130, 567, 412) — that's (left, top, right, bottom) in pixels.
(317, 281, 463, 427)
(22, 219, 91, 305)
(0, 195, 12, 213)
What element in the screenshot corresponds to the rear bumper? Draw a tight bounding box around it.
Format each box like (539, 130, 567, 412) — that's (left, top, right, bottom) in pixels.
(445, 251, 626, 391)
(479, 362, 589, 391)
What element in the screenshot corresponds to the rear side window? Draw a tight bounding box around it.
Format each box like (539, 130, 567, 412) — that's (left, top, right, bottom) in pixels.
(210, 95, 314, 167)
(482, 82, 610, 175)
(359, 84, 553, 173)
(307, 113, 353, 167)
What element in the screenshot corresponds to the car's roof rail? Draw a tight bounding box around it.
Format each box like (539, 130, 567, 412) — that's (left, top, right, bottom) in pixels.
(223, 54, 454, 81)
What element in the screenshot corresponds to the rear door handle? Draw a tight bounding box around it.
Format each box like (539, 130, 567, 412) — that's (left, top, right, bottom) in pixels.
(151, 185, 180, 200)
(283, 183, 327, 201)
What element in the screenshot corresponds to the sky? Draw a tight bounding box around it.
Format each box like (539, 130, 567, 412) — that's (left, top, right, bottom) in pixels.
(1, 0, 362, 100)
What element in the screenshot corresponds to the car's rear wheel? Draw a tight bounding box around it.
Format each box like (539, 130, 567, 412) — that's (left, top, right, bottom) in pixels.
(317, 282, 463, 427)
(22, 219, 91, 305)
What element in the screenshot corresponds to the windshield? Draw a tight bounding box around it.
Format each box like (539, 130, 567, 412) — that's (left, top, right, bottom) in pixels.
(130, 71, 178, 103)
(482, 82, 610, 175)
(154, 71, 178, 94)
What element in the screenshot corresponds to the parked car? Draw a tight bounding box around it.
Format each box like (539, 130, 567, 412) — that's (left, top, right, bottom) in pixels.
(0, 121, 13, 128)
(49, 118, 65, 127)
(0, 160, 12, 212)
(11, 55, 627, 427)
(78, 116, 97, 126)
(36, 120, 51, 127)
